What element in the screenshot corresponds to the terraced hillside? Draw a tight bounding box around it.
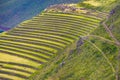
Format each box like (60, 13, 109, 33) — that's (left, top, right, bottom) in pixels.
(26, 1, 120, 80)
(0, 9, 105, 79)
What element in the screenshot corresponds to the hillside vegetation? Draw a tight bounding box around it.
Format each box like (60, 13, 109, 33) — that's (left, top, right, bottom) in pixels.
(0, 0, 120, 80)
(29, 0, 120, 80)
(0, 4, 102, 80)
(78, 0, 120, 12)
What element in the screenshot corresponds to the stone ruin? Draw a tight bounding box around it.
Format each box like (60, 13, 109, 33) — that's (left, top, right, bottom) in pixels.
(45, 4, 88, 13)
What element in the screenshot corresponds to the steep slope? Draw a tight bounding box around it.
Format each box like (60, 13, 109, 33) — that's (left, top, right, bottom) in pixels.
(106, 4, 120, 42)
(0, 0, 120, 80)
(0, 6, 102, 80)
(29, 1, 120, 80)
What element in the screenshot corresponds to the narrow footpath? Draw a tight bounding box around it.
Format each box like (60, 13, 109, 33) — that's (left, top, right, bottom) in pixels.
(102, 17, 120, 46)
(102, 17, 120, 80)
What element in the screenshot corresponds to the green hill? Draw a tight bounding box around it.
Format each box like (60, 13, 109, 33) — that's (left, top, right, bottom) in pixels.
(29, 0, 120, 80)
(0, 0, 120, 80)
(0, 5, 102, 80)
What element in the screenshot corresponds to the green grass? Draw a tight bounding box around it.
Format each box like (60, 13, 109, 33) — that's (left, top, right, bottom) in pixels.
(29, 25, 119, 80)
(1, 0, 120, 79)
(78, 0, 119, 12)
(0, 8, 101, 80)
(106, 4, 120, 42)
(28, 1, 120, 80)
(29, 39, 118, 80)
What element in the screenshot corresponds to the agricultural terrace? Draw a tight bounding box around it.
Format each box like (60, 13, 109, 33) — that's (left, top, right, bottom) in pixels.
(0, 5, 105, 80)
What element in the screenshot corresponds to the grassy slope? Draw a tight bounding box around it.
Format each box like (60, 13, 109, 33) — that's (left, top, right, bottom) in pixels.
(29, 0, 120, 80)
(78, 0, 119, 12)
(0, 6, 101, 80)
(106, 4, 120, 41)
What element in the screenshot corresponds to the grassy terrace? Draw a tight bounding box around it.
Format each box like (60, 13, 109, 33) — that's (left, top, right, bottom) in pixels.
(0, 11, 102, 80)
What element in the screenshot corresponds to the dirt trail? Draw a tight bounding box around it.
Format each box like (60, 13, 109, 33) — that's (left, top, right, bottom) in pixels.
(87, 35, 115, 43)
(102, 17, 120, 46)
(102, 17, 120, 80)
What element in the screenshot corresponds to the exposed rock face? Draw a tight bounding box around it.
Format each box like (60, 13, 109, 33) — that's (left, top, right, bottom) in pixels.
(76, 37, 84, 48)
(110, 9, 115, 15)
(68, 37, 86, 58)
(109, 5, 120, 16)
